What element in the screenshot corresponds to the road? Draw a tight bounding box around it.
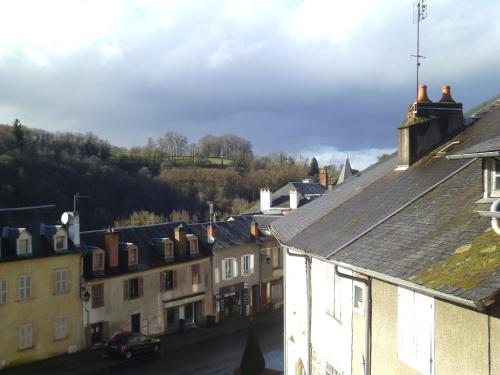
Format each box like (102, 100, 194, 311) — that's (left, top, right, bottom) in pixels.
(95, 318, 283, 375)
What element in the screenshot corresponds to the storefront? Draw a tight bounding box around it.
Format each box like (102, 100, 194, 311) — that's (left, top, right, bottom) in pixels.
(217, 282, 249, 321)
(163, 293, 205, 333)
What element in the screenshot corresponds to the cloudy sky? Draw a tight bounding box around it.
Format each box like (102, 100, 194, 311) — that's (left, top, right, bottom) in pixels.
(0, 0, 499, 169)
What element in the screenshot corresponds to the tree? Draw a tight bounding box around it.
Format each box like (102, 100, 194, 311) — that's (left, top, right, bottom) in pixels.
(308, 157, 319, 177)
(113, 210, 167, 227)
(12, 119, 25, 148)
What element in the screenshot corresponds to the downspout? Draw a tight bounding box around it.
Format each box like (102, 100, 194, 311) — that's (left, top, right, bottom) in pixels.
(335, 265, 371, 375)
(287, 248, 312, 375)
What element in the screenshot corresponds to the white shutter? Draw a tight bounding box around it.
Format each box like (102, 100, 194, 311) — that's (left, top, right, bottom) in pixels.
(233, 258, 238, 277)
(397, 287, 414, 365)
(221, 260, 227, 280)
(250, 254, 254, 274)
(414, 293, 434, 375)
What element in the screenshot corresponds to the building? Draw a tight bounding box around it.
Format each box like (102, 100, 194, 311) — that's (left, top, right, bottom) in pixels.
(0, 206, 83, 369)
(80, 221, 212, 348)
(272, 87, 500, 375)
(189, 215, 283, 322)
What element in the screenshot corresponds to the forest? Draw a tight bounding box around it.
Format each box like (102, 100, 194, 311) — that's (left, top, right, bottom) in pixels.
(0, 120, 339, 230)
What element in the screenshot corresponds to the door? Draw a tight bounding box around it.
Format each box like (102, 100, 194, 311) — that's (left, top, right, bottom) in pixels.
(91, 322, 103, 345)
(131, 313, 141, 333)
(165, 307, 179, 333)
(251, 285, 259, 314)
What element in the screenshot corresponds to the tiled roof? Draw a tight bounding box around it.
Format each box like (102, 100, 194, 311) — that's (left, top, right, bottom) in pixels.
(270, 182, 326, 209)
(447, 135, 500, 159)
(272, 100, 500, 306)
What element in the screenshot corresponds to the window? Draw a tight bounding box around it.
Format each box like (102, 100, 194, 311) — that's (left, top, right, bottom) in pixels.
(398, 287, 434, 375)
(272, 247, 281, 269)
(19, 323, 33, 349)
(188, 236, 199, 255)
(54, 316, 68, 340)
(191, 264, 200, 285)
(271, 282, 283, 301)
(17, 237, 32, 256)
(325, 363, 342, 375)
(353, 284, 364, 315)
(91, 284, 104, 308)
(54, 268, 69, 294)
(222, 258, 237, 280)
(327, 273, 341, 322)
(124, 278, 143, 300)
(18, 275, 32, 300)
(0, 279, 7, 304)
(241, 254, 254, 276)
(54, 235, 66, 251)
(161, 270, 176, 291)
(491, 159, 500, 197)
(128, 246, 139, 267)
(164, 240, 174, 261)
(92, 250, 105, 272)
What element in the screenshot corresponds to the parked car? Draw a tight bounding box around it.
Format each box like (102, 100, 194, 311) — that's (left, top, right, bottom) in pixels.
(107, 332, 160, 359)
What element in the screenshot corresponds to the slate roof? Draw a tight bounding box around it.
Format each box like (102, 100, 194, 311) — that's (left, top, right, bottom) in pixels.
(80, 221, 210, 279)
(188, 217, 266, 250)
(271, 101, 500, 307)
(0, 204, 82, 262)
(447, 135, 500, 159)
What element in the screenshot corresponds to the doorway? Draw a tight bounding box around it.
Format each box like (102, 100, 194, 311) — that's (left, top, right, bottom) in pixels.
(90, 322, 103, 345)
(131, 313, 141, 333)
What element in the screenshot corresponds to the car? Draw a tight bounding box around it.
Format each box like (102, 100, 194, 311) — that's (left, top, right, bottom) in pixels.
(107, 332, 161, 359)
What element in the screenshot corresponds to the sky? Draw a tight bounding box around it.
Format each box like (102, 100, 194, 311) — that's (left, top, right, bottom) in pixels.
(0, 1, 499, 170)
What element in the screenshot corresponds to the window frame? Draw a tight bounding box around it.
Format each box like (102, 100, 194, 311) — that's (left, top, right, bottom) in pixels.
(17, 233, 32, 256)
(0, 278, 7, 304)
(54, 268, 69, 295)
(54, 315, 68, 340)
(191, 264, 201, 285)
(188, 236, 199, 255)
(18, 275, 32, 300)
(128, 245, 139, 267)
(128, 278, 140, 299)
(353, 283, 364, 315)
(163, 239, 174, 261)
(491, 158, 500, 197)
(326, 272, 341, 322)
(19, 323, 33, 350)
(91, 284, 105, 308)
(241, 254, 254, 276)
(222, 257, 236, 280)
(92, 249, 105, 272)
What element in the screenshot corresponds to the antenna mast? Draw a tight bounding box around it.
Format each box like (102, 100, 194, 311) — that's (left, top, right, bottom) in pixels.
(73, 192, 91, 212)
(411, 0, 428, 100)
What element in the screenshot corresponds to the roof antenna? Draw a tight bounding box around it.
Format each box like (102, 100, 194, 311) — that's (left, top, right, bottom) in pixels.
(411, 0, 428, 101)
(73, 192, 91, 212)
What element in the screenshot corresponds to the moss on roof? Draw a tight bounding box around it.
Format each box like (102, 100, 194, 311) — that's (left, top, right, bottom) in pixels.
(410, 229, 500, 290)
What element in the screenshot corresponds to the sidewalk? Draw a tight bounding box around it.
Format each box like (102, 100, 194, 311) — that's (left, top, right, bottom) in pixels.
(2, 311, 283, 375)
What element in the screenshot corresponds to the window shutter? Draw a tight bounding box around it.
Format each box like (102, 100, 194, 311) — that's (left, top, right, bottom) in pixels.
(139, 277, 144, 297)
(160, 272, 166, 292)
(398, 287, 414, 365)
(233, 258, 238, 277)
(123, 280, 129, 300)
(414, 293, 434, 375)
(172, 271, 177, 288)
(66, 269, 71, 293)
(250, 254, 255, 273)
(52, 270, 57, 295)
(222, 260, 226, 280)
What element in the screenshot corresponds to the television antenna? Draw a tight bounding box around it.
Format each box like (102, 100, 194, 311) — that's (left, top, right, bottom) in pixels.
(411, 0, 428, 101)
(73, 192, 91, 212)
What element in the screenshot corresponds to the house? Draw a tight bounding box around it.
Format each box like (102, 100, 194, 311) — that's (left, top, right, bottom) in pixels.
(271, 86, 500, 375)
(80, 221, 212, 348)
(0, 205, 83, 369)
(188, 215, 283, 322)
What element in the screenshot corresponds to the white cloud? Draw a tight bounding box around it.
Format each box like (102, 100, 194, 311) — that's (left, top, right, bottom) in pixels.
(207, 40, 265, 69)
(299, 145, 395, 170)
(99, 44, 124, 65)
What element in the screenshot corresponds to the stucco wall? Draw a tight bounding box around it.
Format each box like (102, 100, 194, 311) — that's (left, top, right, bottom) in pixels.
(491, 302, 500, 375)
(213, 244, 260, 290)
(0, 254, 83, 369)
(85, 257, 211, 338)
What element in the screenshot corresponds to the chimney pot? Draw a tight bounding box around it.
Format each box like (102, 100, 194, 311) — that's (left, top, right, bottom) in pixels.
(439, 85, 456, 103)
(175, 224, 186, 259)
(417, 84, 432, 103)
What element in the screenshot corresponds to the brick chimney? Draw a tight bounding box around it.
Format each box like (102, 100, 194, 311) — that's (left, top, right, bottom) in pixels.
(319, 168, 329, 188)
(398, 84, 464, 168)
(260, 188, 271, 212)
(104, 227, 119, 269)
(250, 222, 258, 238)
(175, 224, 186, 259)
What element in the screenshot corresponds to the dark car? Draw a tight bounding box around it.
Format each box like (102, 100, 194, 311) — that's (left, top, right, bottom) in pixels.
(107, 332, 160, 359)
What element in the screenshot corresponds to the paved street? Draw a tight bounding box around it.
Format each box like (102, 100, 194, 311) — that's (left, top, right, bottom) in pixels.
(3, 312, 283, 375)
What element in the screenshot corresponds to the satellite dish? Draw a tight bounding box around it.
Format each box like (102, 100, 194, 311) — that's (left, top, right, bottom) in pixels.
(61, 212, 70, 225)
(207, 236, 215, 244)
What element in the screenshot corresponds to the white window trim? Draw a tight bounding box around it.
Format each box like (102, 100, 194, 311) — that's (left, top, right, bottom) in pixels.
(398, 287, 435, 375)
(54, 315, 68, 340)
(491, 158, 500, 197)
(222, 257, 237, 280)
(19, 323, 33, 350)
(18, 275, 32, 300)
(54, 268, 69, 295)
(0, 278, 7, 304)
(17, 231, 32, 256)
(353, 283, 365, 316)
(92, 249, 105, 272)
(327, 272, 341, 322)
(163, 239, 174, 261)
(53, 231, 68, 251)
(241, 254, 254, 276)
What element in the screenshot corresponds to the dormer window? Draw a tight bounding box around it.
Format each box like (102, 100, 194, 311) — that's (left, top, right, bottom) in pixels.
(92, 249, 105, 273)
(186, 234, 199, 256)
(53, 227, 68, 252)
(128, 245, 139, 267)
(163, 239, 174, 261)
(17, 231, 32, 256)
(491, 159, 500, 197)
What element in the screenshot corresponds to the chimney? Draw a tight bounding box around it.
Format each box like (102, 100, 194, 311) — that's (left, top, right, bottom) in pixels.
(207, 225, 214, 240)
(398, 84, 464, 168)
(439, 85, 456, 103)
(67, 212, 80, 247)
(289, 189, 299, 209)
(250, 222, 258, 238)
(319, 168, 329, 188)
(175, 224, 186, 259)
(260, 188, 271, 212)
(104, 227, 119, 269)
